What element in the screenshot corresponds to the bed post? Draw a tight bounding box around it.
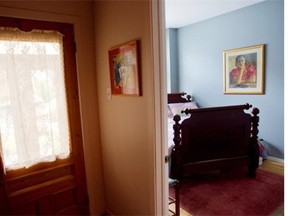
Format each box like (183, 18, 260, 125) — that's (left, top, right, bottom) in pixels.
(249, 107, 260, 177)
(170, 114, 182, 180)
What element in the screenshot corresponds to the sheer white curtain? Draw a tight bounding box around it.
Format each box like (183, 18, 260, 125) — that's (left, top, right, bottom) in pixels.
(0, 27, 70, 171)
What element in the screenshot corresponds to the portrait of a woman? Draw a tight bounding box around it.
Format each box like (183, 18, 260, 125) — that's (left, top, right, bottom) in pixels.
(230, 55, 257, 88)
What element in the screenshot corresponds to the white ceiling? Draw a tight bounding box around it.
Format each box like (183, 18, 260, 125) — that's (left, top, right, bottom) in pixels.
(165, 0, 265, 28)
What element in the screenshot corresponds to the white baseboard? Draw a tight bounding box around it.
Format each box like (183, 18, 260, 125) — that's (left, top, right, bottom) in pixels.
(267, 156, 284, 163)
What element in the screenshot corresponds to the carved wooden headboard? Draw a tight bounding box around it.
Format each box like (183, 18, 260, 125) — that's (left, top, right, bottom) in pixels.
(168, 92, 192, 104)
(170, 103, 260, 179)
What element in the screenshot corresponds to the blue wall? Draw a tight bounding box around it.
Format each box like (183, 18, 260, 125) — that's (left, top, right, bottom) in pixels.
(166, 28, 179, 92)
(169, 0, 284, 159)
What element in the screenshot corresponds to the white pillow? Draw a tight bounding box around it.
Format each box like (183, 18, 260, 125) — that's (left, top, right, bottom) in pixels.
(167, 105, 173, 119)
(168, 101, 198, 117)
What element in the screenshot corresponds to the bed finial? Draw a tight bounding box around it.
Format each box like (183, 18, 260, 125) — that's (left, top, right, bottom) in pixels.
(173, 114, 181, 149)
(249, 107, 260, 177)
(251, 107, 260, 140)
(170, 114, 183, 179)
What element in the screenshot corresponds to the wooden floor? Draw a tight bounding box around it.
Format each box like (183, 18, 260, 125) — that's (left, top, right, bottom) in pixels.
(259, 159, 284, 176)
(169, 159, 284, 216)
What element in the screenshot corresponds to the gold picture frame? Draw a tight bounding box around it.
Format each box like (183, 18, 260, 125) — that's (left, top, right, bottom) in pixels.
(223, 44, 265, 94)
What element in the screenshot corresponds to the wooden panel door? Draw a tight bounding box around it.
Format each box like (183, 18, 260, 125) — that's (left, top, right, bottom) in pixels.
(0, 17, 89, 215)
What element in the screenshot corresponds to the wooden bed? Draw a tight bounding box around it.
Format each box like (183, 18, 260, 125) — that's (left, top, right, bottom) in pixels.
(167, 92, 260, 180)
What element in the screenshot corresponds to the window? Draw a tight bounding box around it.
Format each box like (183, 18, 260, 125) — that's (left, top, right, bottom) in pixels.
(0, 27, 70, 171)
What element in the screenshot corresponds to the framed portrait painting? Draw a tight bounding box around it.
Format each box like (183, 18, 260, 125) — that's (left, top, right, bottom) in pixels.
(223, 44, 265, 94)
(108, 40, 141, 96)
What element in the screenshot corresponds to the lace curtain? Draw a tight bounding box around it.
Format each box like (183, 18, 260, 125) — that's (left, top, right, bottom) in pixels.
(0, 27, 70, 171)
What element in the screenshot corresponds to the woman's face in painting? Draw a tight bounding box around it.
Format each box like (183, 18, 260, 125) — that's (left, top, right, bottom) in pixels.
(236, 56, 246, 67)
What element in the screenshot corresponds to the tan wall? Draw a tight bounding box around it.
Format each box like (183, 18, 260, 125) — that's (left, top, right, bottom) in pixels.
(0, 1, 158, 215)
(94, 1, 156, 215)
(0, 1, 105, 214)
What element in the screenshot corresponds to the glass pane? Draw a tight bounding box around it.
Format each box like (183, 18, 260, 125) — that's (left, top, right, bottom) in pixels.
(0, 32, 70, 170)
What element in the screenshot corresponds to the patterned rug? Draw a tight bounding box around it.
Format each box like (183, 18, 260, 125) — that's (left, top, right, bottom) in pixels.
(170, 167, 284, 216)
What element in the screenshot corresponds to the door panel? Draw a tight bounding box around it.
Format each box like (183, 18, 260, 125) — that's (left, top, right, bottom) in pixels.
(6, 163, 77, 214)
(0, 17, 88, 215)
(0, 155, 9, 214)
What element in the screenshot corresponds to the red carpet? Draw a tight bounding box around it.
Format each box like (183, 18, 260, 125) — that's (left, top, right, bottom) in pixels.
(170, 167, 284, 216)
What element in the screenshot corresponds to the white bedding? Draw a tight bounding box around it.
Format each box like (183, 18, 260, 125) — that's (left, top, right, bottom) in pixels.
(167, 100, 199, 155)
(167, 116, 189, 154)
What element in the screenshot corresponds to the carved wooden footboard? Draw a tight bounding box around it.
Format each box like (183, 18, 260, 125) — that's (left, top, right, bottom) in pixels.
(168, 94, 260, 179)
